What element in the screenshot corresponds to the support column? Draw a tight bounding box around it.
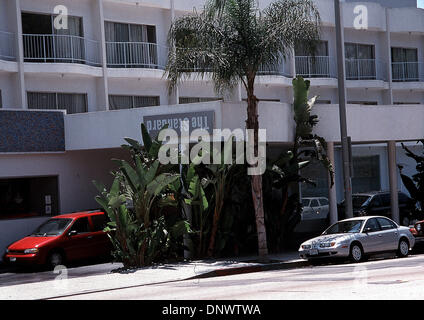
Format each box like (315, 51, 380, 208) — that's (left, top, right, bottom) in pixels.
(11, 0, 26, 109)
(327, 141, 338, 224)
(388, 140, 399, 224)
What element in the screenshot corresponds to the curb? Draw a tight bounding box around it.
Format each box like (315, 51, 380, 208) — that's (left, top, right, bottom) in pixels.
(188, 259, 311, 279)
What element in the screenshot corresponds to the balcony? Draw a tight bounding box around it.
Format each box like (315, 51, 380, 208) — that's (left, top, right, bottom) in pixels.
(22, 34, 101, 67)
(295, 56, 335, 78)
(258, 61, 292, 77)
(345, 59, 387, 81)
(0, 31, 15, 61)
(105, 42, 168, 69)
(391, 62, 424, 82)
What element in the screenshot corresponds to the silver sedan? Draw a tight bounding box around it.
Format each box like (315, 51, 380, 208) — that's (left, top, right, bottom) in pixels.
(298, 216, 415, 262)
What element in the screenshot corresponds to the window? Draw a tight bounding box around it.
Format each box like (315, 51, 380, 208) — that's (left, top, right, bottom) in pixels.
(391, 47, 419, 81)
(91, 214, 107, 232)
(348, 101, 378, 105)
(180, 97, 221, 104)
(370, 196, 382, 207)
(364, 218, 381, 232)
(295, 41, 330, 78)
(352, 155, 381, 193)
(316, 100, 331, 104)
(377, 217, 396, 230)
(310, 199, 319, 207)
(319, 198, 329, 206)
(394, 102, 420, 105)
(70, 217, 90, 234)
(380, 194, 391, 207)
(109, 95, 159, 110)
(22, 13, 85, 64)
(105, 22, 157, 68)
(0, 90, 2, 108)
(27, 92, 88, 114)
(345, 43, 376, 80)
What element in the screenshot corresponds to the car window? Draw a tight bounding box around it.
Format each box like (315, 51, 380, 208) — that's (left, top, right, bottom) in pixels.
(91, 214, 107, 232)
(319, 198, 329, 205)
(352, 196, 371, 208)
(302, 199, 310, 207)
(31, 218, 72, 237)
(380, 194, 391, 207)
(70, 217, 90, 234)
(377, 217, 396, 230)
(364, 218, 381, 232)
(310, 199, 319, 207)
(370, 196, 382, 207)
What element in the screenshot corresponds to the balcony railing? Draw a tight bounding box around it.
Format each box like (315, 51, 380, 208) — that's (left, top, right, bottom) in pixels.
(258, 61, 292, 77)
(345, 59, 387, 81)
(106, 42, 168, 69)
(23, 34, 101, 66)
(295, 56, 335, 78)
(0, 31, 15, 61)
(392, 62, 424, 82)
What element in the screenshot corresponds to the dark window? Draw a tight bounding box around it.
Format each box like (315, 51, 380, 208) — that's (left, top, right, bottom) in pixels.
(370, 195, 382, 207)
(380, 194, 391, 207)
(377, 217, 396, 230)
(364, 218, 381, 232)
(352, 155, 381, 193)
(320, 198, 329, 206)
(0, 90, 2, 108)
(310, 199, 319, 207)
(109, 95, 160, 110)
(70, 217, 90, 234)
(27, 92, 87, 114)
(91, 214, 107, 232)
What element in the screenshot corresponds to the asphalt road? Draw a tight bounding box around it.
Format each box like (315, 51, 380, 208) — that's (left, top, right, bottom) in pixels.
(51, 251, 424, 300)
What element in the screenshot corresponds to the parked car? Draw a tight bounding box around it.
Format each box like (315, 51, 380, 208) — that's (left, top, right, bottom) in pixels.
(4, 211, 111, 269)
(338, 191, 419, 226)
(294, 197, 330, 233)
(299, 216, 415, 263)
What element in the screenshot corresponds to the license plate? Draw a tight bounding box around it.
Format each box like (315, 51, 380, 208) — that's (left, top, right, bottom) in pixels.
(309, 249, 318, 256)
(9, 257, 16, 262)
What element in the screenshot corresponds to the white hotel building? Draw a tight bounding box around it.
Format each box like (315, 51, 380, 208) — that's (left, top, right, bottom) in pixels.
(0, 0, 423, 258)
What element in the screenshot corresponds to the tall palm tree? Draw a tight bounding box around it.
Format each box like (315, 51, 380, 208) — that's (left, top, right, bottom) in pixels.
(165, 0, 321, 256)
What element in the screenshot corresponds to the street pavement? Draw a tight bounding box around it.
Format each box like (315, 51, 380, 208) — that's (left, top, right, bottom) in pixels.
(1, 248, 424, 300)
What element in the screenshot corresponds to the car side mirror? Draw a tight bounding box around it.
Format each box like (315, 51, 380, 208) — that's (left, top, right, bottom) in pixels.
(363, 227, 372, 233)
(68, 230, 77, 237)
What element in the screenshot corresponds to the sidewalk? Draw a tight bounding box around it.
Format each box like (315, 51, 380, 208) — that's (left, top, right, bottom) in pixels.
(0, 251, 308, 300)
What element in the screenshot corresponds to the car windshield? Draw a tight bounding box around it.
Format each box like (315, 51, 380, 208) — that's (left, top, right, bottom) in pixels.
(352, 196, 371, 208)
(31, 218, 72, 237)
(323, 220, 364, 235)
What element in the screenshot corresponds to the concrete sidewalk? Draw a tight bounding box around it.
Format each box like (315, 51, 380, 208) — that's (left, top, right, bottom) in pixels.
(0, 251, 308, 300)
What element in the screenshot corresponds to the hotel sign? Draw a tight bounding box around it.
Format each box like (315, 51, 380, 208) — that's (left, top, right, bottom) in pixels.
(143, 111, 215, 137)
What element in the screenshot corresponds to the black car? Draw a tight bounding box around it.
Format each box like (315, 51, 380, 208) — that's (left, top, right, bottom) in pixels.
(338, 191, 420, 226)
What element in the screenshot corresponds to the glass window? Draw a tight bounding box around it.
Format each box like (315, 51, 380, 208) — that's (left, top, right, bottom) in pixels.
(310, 199, 319, 207)
(91, 214, 107, 232)
(370, 195, 382, 207)
(324, 220, 364, 234)
(109, 95, 159, 110)
(352, 155, 381, 193)
(352, 195, 371, 208)
(364, 218, 381, 232)
(320, 198, 329, 205)
(27, 92, 87, 114)
(70, 217, 90, 234)
(31, 218, 72, 237)
(377, 217, 396, 230)
(301, 199, 310, 207)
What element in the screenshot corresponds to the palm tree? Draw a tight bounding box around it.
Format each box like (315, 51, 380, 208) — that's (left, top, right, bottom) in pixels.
(165, 0, 321, 256)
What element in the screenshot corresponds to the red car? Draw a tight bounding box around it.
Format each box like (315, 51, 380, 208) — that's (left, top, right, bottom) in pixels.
(4, 211, 111, 269)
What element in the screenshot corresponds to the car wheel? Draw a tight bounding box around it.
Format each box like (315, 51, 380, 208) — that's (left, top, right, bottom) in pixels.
(397, 239, 410, 258)
(349, 243, 363, 263)
(47, 251, 65, 269)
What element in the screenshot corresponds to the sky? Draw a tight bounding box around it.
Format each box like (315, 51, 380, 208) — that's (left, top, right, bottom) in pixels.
(419, 0, 424, 8)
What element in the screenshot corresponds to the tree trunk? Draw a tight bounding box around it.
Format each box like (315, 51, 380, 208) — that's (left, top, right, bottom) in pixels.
(246, 78, 268, 257)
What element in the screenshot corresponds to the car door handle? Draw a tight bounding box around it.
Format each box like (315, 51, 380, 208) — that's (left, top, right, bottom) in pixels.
(87, 236, 93, 239)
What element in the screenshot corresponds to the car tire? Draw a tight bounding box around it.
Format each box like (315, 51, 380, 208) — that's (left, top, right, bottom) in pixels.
(349, 243, 363, 263)
(397, 239, 410, 258)
(47, 251, 65, 269)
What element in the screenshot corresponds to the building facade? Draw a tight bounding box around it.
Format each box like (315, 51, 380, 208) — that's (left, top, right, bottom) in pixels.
(0, 0, 424, 259)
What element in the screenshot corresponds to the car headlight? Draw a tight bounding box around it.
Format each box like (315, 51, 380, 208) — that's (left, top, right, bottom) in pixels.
(319, 242, 336, 248)
(417, 224, 422, 232)
(301, 245, 312, 250)
(24, 248, 39, 254)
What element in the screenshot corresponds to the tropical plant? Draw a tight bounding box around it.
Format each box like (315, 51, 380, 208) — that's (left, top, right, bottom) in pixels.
(93, 124, 190, 267)
(166, 0, 321, 256)
(267, 76, 334, 251)
(398, 141, 424, 215)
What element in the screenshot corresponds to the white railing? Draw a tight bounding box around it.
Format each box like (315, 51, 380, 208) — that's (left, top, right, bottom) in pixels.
(392, 62, 424, 82)
(295, 56, 335, 78)
(258, 60, 292, 77)
(106, 42, 168, 69)
(23, 34, 101, 66)
(0, 31, 15, 61)
(345, 59, 387, 81)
